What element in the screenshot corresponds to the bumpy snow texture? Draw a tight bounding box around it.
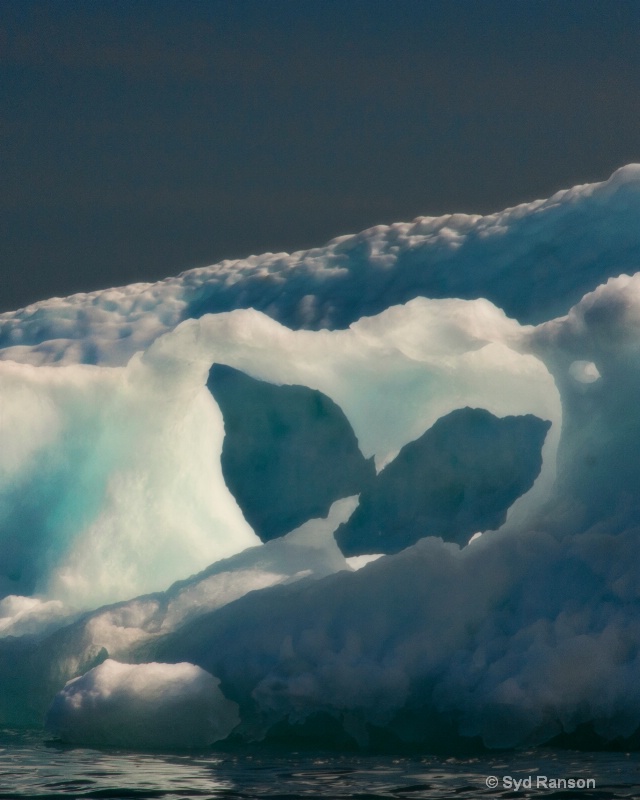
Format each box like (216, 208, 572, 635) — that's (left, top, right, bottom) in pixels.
(3, 166, 640, 750)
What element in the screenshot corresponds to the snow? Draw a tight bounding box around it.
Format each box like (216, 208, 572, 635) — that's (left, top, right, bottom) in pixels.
(1, 165, 640, 750)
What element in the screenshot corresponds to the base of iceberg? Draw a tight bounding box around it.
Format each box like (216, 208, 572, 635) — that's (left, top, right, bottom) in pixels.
(46, 660, 239, 749)
(2, 166, 640, 752)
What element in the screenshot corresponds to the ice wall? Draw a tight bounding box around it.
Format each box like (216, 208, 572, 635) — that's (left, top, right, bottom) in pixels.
(0, 348, 258, 609)
(0, 499, 356, 725)
(529, 274, 640, 535)
(1, 166, 640, 751)
(151, 521, 640, 750)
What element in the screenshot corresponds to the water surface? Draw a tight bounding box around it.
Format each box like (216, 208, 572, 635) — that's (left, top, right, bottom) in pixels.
(2, 729, 640, 799)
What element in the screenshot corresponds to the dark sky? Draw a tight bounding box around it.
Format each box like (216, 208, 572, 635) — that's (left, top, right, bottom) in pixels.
(2, 0, 640, 313)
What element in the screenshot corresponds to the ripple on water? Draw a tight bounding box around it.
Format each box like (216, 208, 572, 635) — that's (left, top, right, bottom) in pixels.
(2, 729, 640, 799)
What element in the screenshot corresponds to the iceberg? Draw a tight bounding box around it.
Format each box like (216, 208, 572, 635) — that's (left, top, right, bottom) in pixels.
(2, 165, 640, 750)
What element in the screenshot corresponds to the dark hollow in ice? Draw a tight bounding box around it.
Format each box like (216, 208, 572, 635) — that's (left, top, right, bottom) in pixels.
(335, 407, 551, 555)
(211, 365, 550, 555)
(209, 364, 375, 542)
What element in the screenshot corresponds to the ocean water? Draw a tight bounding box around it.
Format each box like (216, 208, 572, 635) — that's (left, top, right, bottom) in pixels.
(2, 730, 640, 799)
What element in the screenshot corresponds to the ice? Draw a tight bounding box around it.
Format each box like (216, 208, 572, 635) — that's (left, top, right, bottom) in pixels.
(0, 349, 258, 608)
(141, 524, 640, 749)
(2, 166, 640, 751)
(140, 298, 559, 475)
(0, 595, 68, 637)
(2, 291, 559, 612)
(0, 499, 355, 727)
(2, 164, 640, 368)
(46, 659, 239, 749)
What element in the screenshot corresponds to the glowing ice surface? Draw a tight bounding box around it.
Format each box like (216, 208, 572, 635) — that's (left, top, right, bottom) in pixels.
(46, 659, 239, 749)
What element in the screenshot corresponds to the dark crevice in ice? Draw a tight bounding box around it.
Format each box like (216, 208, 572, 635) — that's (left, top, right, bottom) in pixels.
(335, 408, 551, 556)
(210, 367, 551, 555)
(208, 364, 376, 542)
